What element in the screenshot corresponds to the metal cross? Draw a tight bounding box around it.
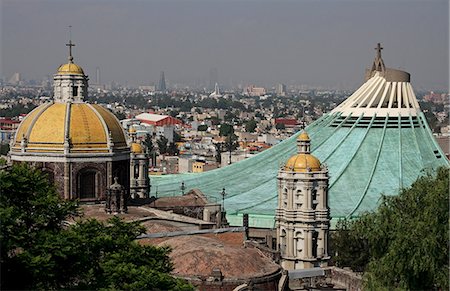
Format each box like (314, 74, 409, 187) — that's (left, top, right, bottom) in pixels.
(66, 26, 75, 62)
(375, 43, 383, 58)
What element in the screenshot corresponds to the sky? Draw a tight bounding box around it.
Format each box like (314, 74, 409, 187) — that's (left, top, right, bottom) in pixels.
(1, 0, 448, 90)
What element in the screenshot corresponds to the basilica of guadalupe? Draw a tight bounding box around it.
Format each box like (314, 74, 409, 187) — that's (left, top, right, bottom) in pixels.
(7, 39, 448, 289)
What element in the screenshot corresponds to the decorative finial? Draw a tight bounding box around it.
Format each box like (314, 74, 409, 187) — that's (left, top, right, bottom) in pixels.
(66, 26, 75, 63)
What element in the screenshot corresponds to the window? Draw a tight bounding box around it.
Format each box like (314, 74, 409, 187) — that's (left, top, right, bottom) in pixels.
(72, 86, 78, 97)
(78, 169, 99, 199)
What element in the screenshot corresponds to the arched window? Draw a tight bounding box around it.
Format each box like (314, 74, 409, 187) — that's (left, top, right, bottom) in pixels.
(296, 189, 303, 209)
(312, 230, 319, 258)
(280, 229, 287, 255)
(282, 188, 288, 207)
(294, 231, 303, 257)
(78, 168, 100, 199)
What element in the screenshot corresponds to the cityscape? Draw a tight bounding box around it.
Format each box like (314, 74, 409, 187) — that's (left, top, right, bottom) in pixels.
(1, 0, 448, 290)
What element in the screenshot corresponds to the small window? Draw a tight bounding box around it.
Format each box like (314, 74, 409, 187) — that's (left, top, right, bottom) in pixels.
(72, 86, 78, 97)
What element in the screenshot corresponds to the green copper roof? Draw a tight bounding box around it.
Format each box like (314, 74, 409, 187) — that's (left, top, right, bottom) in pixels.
(151, 48, 449, 228)
(151, 110, 448, 228)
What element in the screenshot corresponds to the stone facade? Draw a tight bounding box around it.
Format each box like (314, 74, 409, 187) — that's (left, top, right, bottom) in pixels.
(9, 45, 130, 202)
(276, 133, 330, 270)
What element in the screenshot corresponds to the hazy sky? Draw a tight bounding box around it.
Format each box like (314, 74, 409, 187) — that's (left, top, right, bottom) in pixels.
(1, 0, 448, 90)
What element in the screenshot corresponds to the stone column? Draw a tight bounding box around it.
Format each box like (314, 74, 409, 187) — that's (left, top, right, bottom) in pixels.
(305, 230, 312, 259)
(64, 162, 70, 199)
(130, 158, 135, 183)
(318, 229, 325, 258)
(305, 182, 313, 210)
(106, 161, 113, 188)
(288, 227, 295, 257)
(138, 159, 145, 182)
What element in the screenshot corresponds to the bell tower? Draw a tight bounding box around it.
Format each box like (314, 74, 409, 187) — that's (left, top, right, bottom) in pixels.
(276, 132, 330, 270)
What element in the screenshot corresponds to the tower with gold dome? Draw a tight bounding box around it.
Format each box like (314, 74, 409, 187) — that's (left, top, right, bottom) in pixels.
(9, 40, 130, 201)
(128, 127, 150, 198)
(276, 131, 330, 270)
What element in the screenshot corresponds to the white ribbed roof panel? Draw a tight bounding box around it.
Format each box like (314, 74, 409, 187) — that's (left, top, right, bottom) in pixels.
(331, 71, 421, 117)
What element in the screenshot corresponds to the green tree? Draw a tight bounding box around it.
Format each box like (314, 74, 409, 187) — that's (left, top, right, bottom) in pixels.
(144, 134, 156, 167)
(144, 134, 155, 154)
(245, 119, 257, 133)
(167, 142, 179, 156)
(275, 123, 285, 130)
(0, 164, 193, 290)
(0, 143, 9, 155)
(333, 167, 449, 290)
(219, 123, 234, 137)
(157, 136, 169, 155)
(214, 142, 223, 164)
(173, 130, 182, 143)
(197, 124, 208, 131)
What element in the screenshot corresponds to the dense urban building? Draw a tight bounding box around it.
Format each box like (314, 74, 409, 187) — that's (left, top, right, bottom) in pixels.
(151, 44, 449, 228)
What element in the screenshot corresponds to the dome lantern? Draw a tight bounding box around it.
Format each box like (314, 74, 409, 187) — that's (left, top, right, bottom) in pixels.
(53, 38, 88, 103)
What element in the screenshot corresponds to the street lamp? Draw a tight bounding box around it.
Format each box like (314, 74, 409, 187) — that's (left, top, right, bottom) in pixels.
(221, 188, 226, 212)
(181, 181, 186, 195)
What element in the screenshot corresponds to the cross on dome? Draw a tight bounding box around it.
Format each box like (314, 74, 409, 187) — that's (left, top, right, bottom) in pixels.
(66, 26, 75, 63)
(371, 42, 386, 73)
(375, 42, 383, 58)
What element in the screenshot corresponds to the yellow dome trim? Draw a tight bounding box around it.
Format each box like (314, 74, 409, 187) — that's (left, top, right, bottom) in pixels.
(57, 62, 84, 75)
(284, 153, 321, 172)
(297, 131, 310, 141)
(131, 143, 143, 154)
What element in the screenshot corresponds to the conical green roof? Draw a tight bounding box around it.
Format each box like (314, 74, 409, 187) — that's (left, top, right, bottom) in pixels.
(151, 47, 449, 228)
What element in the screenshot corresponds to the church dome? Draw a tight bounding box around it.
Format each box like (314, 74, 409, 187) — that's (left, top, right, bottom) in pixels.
(284, 153, 321, 172)
(12, 103, 127, 154)
(57, 62, 84, 75)
(131, 143, 143, 154)
(297, 132, 310, 141)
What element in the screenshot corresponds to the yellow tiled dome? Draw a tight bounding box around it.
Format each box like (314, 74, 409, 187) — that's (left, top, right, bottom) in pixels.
(284, 153, 321, 172)
(131, 143, 143, 154)
(297, 131, 310, 141)
(12, 103, 127, 154)
(57, 62, 84, 75)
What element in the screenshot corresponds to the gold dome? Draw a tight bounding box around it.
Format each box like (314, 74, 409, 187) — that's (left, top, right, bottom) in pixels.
(297, 131, 310, 141)
(12, 103, 127, 154)
(57, 62, 84, 75)
(131, 143, 143, 154)
(284, 153, 321, 172)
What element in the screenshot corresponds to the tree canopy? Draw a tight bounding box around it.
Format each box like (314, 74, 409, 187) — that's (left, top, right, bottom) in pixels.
(332, 167, 449, 290)
(157, 136, 169, 155)
(0, 164, 192, 290)
(219, 123, 234, 137)
(245, 119, 257, 133)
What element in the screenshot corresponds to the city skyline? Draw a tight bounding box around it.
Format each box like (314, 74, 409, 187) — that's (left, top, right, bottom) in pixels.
(1, 0, 448, 91)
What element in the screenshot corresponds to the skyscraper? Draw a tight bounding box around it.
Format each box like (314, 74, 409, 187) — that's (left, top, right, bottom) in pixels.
(158, 71, 166, 92)
(95, 66, 101, 85)
(209, 68, 218, 91)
